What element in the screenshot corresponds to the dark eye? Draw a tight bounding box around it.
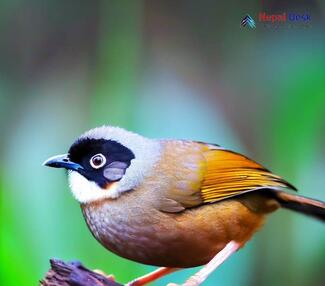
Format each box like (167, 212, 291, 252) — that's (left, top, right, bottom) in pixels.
(90, 153, 106, 169)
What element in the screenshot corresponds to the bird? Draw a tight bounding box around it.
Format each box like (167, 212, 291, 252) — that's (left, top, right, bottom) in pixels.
(44, 126, 325, 286)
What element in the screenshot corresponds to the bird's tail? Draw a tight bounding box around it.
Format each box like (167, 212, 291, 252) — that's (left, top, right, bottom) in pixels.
(272, 191, 325, 221)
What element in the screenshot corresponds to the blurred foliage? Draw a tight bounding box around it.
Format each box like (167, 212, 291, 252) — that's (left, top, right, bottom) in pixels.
(0, 1, 324, 286)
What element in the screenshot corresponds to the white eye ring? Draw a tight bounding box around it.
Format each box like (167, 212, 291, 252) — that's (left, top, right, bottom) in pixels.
(90, 153, 106, 169)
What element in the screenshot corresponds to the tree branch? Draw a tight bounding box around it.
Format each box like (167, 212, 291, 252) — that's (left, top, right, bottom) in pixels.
(40, 259, 123, 286)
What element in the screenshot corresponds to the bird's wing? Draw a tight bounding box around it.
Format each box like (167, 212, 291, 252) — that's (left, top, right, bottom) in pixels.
(199, 147, 296, 204)
(159, 141, 295, 212)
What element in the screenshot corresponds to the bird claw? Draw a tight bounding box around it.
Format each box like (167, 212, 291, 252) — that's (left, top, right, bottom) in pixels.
(167, 283, 197, 286)
(93, 269, 115, 281)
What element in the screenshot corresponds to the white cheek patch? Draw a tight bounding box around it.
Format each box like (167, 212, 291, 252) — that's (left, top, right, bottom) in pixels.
(68, 171, 119, 204)
(103, 161, 128, 181)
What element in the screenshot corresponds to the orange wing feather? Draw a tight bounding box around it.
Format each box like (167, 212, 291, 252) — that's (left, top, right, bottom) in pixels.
(200, 148, 296, 203)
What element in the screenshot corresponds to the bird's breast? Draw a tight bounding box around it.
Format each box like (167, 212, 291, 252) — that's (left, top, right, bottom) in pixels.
(81, 193, 266, 268)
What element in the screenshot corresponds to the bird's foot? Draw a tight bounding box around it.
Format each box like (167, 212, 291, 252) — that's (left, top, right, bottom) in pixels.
(93, 269, 115, 281)
(167, 277, 200, 286)
(126, 267, 178, 286)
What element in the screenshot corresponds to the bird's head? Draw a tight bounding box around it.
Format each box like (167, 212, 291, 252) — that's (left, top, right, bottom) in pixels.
(44, 126, 161, 204)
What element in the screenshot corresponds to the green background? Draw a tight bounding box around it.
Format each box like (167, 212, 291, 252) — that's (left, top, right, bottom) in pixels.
(0, 1, 324, 285)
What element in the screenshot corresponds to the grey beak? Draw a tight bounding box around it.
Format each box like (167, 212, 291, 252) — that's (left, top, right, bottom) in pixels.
(43, 154, 83, 171)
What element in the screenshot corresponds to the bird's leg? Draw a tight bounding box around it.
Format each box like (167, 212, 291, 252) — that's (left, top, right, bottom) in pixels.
(127, 267, 179, 286)
(169, 241, 241, 286)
